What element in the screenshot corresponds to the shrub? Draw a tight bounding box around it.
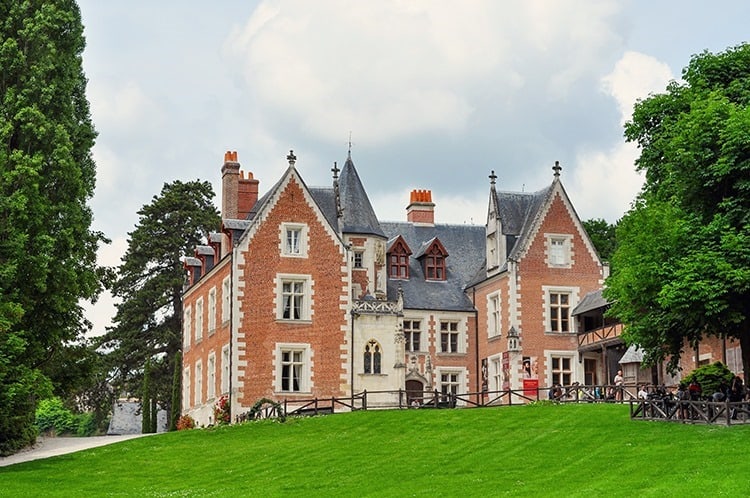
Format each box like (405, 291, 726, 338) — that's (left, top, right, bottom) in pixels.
(75, 412, 97, 437)
(35, 397, 77, 435)
(176, 415, 196, 431)
(213, 395, 230, 425)
(680, 361, 734, 397)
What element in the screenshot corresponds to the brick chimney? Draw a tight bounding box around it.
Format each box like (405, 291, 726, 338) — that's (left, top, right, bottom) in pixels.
(221, 151, 240, 219)
(237, 170, 259, 220)
(406, 189, 435, 226)
(221, 150, 259, 220)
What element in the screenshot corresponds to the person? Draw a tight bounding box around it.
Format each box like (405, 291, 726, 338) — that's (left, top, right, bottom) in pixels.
(638, 385, 649, 400)
(728, 376, 744, 420)
(614, 370, 624, 401)
(688, 380, 702, 401)
(548, 383, 563, 401)
(711, 379, 728, 402)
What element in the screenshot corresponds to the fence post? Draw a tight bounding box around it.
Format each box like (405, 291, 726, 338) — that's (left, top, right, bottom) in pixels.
(363, 390, 367, 410)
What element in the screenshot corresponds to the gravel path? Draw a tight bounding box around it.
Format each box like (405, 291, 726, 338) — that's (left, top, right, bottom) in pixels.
(0, 434, 153, 467)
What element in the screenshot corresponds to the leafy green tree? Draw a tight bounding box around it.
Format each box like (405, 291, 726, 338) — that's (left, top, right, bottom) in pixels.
(582, 218, 617, 262)
(99, 180, 220, 420)
(606, 43, 750, 377)
(0, 1, 107, 454)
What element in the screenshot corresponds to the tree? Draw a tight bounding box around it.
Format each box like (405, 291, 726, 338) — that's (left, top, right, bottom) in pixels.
(99, 180, 219, 420)
(0, 1, 107, 454)
(170, 351, 181, 431)
(582, 218, 617, 262)
(141, 358, 152, 434)
(606, 43, 750, 377)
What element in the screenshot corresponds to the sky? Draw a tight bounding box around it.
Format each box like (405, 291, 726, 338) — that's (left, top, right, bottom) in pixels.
(76, 0, 750, 336)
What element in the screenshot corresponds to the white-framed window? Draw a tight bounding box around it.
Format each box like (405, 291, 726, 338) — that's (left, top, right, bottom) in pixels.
(550, 354, 574, 386)
(403, 319, 421, 352)
(363, 339, 382, 374)
(208, 287, 217, 334)
(207, 352, 216, 400)
(491, 356, 503, 391)
(221, 276, 230, 324)
(195, 360, 203, 405)
(438, 369, 464, 399)
(543, 286, 578, 333)
(183, 306, 192, 349)
(195, 297, 204, 342)
(276, 274, 312, 321)
(221, 345, 230, 394)
(183, 367, 190, 410)
(439, 321, 460, 353)
(487, 292, 501, 338)
(547, 234, 572, 268)
(281, 223, 308, 257)
(353, 251, 364, 269)
(275, 343, 311, 393)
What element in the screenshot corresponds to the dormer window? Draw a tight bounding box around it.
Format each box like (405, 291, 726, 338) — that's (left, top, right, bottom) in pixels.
(387, 236, 412, 279)
(418, 238, 448, 281)
(425, 246, 445, 280)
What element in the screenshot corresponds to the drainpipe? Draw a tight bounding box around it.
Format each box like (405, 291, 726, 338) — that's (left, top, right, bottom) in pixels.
(229, 239, 236, 422)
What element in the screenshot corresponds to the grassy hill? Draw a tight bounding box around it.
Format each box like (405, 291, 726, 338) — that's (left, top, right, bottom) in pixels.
(1, 403, 748, 496)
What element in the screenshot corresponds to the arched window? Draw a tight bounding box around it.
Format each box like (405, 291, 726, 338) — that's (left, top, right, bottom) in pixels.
(364, 339, 382, 374)
(424, 245, 446, 280)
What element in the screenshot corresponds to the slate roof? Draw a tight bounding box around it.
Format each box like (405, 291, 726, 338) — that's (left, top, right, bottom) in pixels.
(380, 222, 485, 311)
(496, 184, 555, 261)
(194, 245, 215, 256)
(571, 289, 608, 316)
(338, 156, 385, 238)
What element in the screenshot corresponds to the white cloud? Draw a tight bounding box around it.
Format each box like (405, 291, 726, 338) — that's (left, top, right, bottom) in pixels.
(226, 0, 626, 145)
(569, 51, 675, 222)
(601, 50, 675, 125)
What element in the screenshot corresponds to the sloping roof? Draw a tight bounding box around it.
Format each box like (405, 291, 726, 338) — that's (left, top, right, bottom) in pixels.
(380, 222, 485, 311)
(619, 344, 644, 364)
(571, 289, 608, 316)
(194, 245, 214, 256)
(501, 184, 555, 261)
(338, 155, 385, 238)
(308, 187, 339, 231)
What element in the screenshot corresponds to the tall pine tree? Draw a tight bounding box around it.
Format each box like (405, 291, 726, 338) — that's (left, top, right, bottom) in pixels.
(100, 180, 219, 420)
(0, 1, 106, 455)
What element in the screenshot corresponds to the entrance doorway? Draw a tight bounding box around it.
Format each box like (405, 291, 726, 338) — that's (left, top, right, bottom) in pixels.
(406, 380, 424, 407)
(584, 359, 597, 386)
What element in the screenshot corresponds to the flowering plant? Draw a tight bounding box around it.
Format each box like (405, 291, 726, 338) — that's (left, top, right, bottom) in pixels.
(176, 415, 196, 431)
(213, 395, 231, 425)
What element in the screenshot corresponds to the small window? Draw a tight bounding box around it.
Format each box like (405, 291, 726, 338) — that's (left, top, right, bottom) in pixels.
(388, 238, 411, 279)
(424, 245, 446, 280)
(195, 361, 203, 405)
(549, 292, 570, 332)
(547, 234, 572, 267)
(277, 344, 310, 393)
(440, 321, 459, 353)
(551, 356, 572, 386)
(488, 293, 501, 338)
(221, 345, 230, 394)
(404, 320, 421, 352)
(363, 339, 382, 374)
(221, 276, 230, 324)
(208, 287, 217, 333)
(353, 251, 364, 269)
(195, 297, 204, 342)
(281, 223, 308, 257)
(207, 353, 216, 400)
(440, 371, 460, 396)
(276, 274, 311, 321)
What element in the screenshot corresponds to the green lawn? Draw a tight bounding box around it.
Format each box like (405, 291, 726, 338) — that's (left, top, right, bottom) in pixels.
(1, 403, 747, 497)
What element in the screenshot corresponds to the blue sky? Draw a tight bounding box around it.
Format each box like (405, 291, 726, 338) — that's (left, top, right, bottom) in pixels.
(76, 0, 750, 335)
